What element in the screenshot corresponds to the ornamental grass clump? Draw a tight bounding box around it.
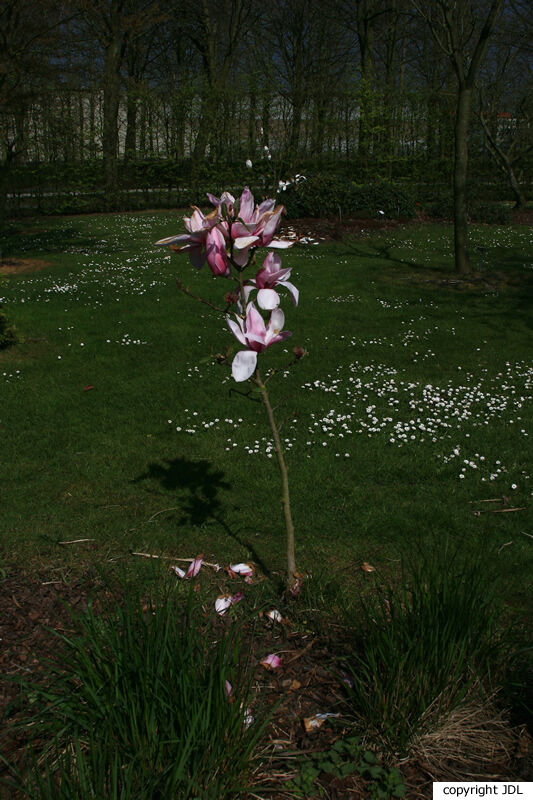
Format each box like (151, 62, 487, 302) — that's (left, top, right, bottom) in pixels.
(6, 589, 265, 799)
(156, 188, 302, 590)
(342, 553, 507, 755)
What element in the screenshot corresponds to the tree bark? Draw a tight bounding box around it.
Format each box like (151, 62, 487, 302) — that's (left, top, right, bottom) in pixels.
(102, 33, 122, 210)
(453, 86, 472, 274)
(124, 83, 138, 162)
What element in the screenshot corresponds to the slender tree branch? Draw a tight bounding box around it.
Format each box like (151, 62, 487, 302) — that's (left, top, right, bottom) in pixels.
(254, 368, 296, 586)
(175, 277, 227, 314)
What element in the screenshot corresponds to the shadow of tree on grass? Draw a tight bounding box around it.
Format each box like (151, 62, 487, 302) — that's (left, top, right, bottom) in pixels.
(133, 458, 272, 577)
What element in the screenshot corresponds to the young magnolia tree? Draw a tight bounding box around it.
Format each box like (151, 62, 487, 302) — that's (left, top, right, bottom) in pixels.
(156, 187, 303, 591)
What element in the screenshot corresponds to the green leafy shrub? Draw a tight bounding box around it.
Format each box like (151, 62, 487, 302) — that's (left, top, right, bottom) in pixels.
(422, 189, 455, 219)
(39, 192, 107, 215)
(6, 587, 266, 799)
(282, 174, 416, 219)
(469, 202, 513, 225)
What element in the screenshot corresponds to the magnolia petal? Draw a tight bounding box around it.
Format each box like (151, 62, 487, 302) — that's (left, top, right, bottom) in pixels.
(185, 555, 203, 578)
(229, 563, 254, 577)
(245, 302, 268, 340)
(234, 235, 260, 251)
(266, 609, 283, 623)
(170, 565, 186, 579)
(267, 239, 294, 249)
(206, 227, 229, 276)
(215, 592, 243, 615)
(239, 186, 255, 222)
(155, 233, 190, 246)
(225, 680, 233, 697)
(283, 280, 299, 306)
(188, 245, 206, 270)
(221, 191, 235, 206)
(215, 595, 233, 615)
(257, 288, 280, 310)
(269, 307, 285, 334)
(303, 712, 341, 733)
(232, 246, 251, 268)
(259, 207, 283, 243)
(235, 285, 254, 315)
(257, 198, 276, 216)
(226, 316, 247, 346)
(232, 350, 258, 382)
(260, 653, 282, 670)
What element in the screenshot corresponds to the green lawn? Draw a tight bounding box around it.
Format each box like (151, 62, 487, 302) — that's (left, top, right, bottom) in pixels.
(1, 213, 532, 616)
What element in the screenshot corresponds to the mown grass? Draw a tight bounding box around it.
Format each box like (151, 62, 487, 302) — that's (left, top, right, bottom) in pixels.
(1, 214, 531, 607)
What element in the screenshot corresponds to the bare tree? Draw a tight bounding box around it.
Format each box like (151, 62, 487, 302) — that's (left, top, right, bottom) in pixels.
(476, 6, 532, 208)
(0, 0, 69, 226)
(414, 0, 506, 274)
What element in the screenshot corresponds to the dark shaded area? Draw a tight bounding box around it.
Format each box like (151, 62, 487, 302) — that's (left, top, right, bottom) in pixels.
(1, 222, 104, 259)
(133, 458, 272, 577)
(134, 457, 230, 526)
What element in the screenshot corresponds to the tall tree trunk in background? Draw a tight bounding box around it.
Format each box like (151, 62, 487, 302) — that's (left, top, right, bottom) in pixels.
(415, 0, 505, 274)
(0, 143, 16, 232)
(102, 30, 122, 210)
(192, 88, 217, 170)
(288, 86, 304, 162)
(357, 3, 374, 166)
(478, 111, 527, 209)
(88, 87, 97, 159)
(454, 86, 472, 274)
(124, 82, 138, 162)
(78, 92, 85, 160)
(247, 87, 257, 158)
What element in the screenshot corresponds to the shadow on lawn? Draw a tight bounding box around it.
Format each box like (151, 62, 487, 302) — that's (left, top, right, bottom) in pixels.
(340, 239, 533, 315)
(2, 222, 96, 258)
(133, 458, 272, 577)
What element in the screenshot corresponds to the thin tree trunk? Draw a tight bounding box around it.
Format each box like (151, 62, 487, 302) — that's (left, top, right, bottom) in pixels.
(102, 36, 122, 210)
(453, 86, 472, 275)
(255, 370, 296, 586)
(124, 85, 138, 162)
(479, 113, 526, 209)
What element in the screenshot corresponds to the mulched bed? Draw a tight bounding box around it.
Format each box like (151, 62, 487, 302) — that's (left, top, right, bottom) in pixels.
(1, 570, 531, 798)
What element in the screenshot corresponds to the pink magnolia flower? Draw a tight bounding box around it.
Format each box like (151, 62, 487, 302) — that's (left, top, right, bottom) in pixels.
(250, 251, 299, 310)
(207, 191, 235, 216)
(229, 187, 294, 267)
(226, 303, 292, 382)
(206, 226, 230, 277)
(155, 207, 219, 269)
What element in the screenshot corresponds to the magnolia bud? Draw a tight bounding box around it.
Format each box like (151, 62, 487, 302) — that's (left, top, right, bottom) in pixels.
(292, 346, 306, 359)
